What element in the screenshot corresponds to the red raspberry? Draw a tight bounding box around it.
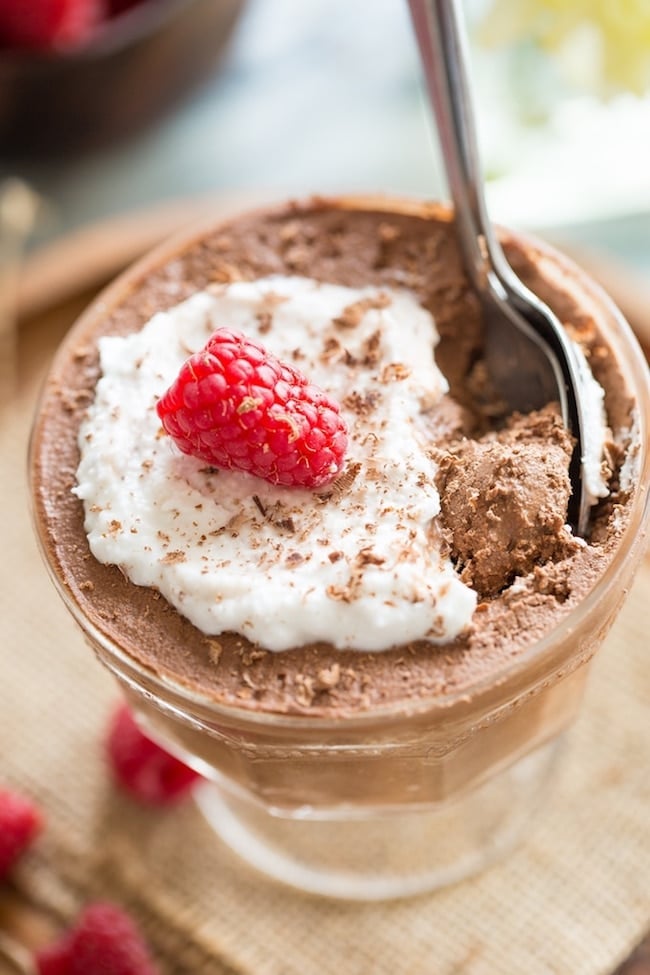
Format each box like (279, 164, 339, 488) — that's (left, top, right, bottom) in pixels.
(0, 789, 43, 880)
(106, 705, 201, 806)
(156, 327, 348, 489)
(0, 0, 105, 51)
(34, 940, 71, 975)
(36, 902, 158, 975)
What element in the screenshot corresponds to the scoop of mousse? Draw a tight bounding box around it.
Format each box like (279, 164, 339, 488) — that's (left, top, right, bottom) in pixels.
(434, 406, 581, 597)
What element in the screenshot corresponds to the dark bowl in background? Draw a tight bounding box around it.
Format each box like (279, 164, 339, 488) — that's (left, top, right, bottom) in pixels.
(0, 0, 246, 162)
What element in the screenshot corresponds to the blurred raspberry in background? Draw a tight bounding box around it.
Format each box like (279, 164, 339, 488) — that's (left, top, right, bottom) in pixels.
(0, 0, 108, 51)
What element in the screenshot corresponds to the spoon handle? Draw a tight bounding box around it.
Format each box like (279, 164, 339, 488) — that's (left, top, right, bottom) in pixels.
(407, 0, 500, 287)
(408, 0, 541, 300)
(408, 0, 578, 336)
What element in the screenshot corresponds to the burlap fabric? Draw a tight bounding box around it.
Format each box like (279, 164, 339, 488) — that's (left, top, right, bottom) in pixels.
(1, 295, 649, 975)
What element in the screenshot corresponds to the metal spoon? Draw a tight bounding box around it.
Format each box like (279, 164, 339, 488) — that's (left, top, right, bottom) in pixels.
(408, 0, 590, 535)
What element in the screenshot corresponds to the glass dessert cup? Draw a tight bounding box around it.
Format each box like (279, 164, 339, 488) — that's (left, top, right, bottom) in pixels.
(30, 197, 650, 900)
(64, 541, 647, 900)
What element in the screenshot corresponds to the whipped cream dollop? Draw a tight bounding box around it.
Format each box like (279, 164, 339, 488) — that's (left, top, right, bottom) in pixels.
(75, 276, 478, 652)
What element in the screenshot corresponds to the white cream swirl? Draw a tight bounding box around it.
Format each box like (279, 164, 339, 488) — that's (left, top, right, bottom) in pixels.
(74, 276, 480, 651)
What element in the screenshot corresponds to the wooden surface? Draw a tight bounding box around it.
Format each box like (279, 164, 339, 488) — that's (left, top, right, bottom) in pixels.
(2, 205, 648, 973)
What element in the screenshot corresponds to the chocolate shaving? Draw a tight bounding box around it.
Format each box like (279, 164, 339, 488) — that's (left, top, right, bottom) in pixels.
(285, 551, 305, 567)
(342, 390, 381, 417)
(315, 663, 341, 690)
(333, 293, 391, 329)
(255, 310, 273, 334)
(294, 674, 316, 707)
(279, 220, 300, 243)
(206, 639, 223, 665)
(251, 497, 297, 534)
(160, 550, 186, 564)
(317, 461, 362, 501)
(380, 362, 411, 382)
(356, 547, 385, 567)
(378, 222, 400, 243)
(361, 329, 382, 367)
(320, 336, 358, 367)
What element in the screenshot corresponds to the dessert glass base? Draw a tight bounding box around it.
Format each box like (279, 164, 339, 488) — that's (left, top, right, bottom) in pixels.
(101, 623, 618, 901)
(194, 736, 564, 900)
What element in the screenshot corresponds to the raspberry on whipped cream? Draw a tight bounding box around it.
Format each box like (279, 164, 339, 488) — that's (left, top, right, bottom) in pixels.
(156, 326, 348, 489)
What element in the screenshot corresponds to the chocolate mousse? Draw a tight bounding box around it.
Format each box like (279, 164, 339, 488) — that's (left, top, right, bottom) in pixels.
(30, 197, 640, 718)
(435, 406, 579, 596)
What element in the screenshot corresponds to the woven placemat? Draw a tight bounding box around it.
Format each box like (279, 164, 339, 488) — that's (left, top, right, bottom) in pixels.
(1, 293, 649, 975)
